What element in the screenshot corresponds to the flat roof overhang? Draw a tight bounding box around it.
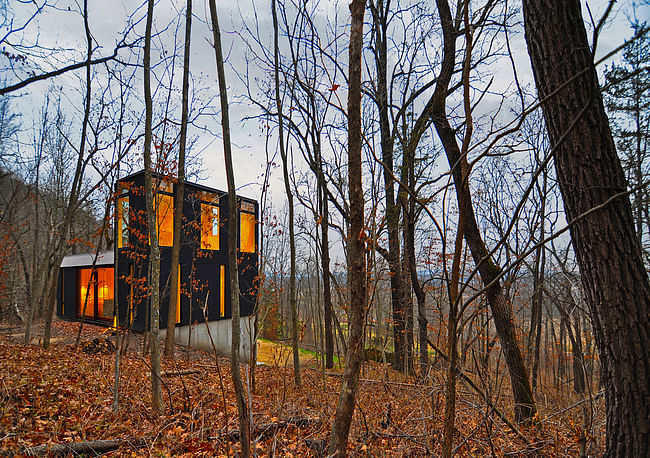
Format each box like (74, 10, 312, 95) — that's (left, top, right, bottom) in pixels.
(60, 251, 114, 268)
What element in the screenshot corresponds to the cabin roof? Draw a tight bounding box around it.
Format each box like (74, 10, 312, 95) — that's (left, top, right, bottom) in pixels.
(118, 170, 258, 204)
(60, 251, 114, 268)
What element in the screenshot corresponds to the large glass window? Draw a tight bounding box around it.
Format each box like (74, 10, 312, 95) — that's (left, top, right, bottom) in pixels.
(97, 268, 115, 319)
(240, 211, 256, 253)
(78, 268, 95, 318)
(117, 196, 129, 248)
(201, 203, 220, 250)
(77, 267, 114, 320)
(156, 193, 174, 247)
(176, 265, 181, 324)
(220, 265, 225, 317)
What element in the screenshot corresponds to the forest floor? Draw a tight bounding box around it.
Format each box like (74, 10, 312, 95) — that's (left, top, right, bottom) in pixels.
(0, 320, 605, 456)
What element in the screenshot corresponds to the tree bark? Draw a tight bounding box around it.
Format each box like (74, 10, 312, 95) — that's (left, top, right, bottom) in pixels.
(328, 0, 367, 454)
(23, 438, 149, 456)
(208, 1, 251, 455)
(42, 0, 94, 349)
(522, 1, 650, 454)
(369, 0, 407, 373)
(319, 164, 335, 368)
(404, 204, 428, 370)
(441, 217, 464, 458)
(164, 0, 192, 358)
(431, 0, 536, 423)
(142, 0, 163, 414)
(442, 8, 471, 452)
(271, 0, 301, 388)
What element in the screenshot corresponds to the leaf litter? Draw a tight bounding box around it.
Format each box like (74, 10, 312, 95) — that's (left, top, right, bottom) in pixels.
(0, 320, 605, 456)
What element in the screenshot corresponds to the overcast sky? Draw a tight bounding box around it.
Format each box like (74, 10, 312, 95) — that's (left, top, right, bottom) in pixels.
(2, 0, 648, 262)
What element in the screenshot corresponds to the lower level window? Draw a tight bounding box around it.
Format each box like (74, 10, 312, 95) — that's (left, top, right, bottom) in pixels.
(77, 267, 114, 320)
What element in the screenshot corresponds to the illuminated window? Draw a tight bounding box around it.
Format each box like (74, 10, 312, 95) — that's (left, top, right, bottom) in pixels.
(201, 203, 220, 250)
(78, 269, 95, 318)
(220, 265, 225, 317)
(78, 267, 114, 320)
(156, 193, 174, 247)
(240, 211, 256, 253)
(97, 268, 115, 319)
(158, 180, 173, 193)
(117, 196, 129, 248)
(176, 265, 181, 324)
(128, 264, 134, 325)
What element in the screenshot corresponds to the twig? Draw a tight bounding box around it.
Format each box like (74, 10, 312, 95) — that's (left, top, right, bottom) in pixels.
(427, 338, 531, 445)
(322, 369, 430, 389)
(139, 356, 174, 415)
(20, 438, 149, 456)
(540, 391, 604, 423)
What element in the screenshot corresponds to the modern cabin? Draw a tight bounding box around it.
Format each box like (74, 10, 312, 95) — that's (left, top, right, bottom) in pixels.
(57, 171, 259, 359)
(57, 251, 116, 324)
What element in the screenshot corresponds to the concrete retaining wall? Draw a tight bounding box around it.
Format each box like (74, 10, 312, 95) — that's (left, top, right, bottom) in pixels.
(161, 317, 256, 362)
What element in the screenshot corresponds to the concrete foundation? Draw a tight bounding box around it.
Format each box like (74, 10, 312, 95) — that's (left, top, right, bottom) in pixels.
(161, 317, 256, 362)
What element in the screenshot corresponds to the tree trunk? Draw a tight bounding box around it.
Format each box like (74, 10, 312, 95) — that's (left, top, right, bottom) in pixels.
(405, 205, 428, 370)
(441, 217, 464, 458)
(25, 147, 42, 345)
(522, 1, 650, 454)
(530, 244, 545, 393)
(401, 248, 414, 374)
(319, 155, 334, 369)
(208, 1, 251, 455)
(369, 0, 406, 373)
(328, 0, 367, 454)
(164, 0, 192, 358)
(143, 0, 163, 414)
(271, 0, 301, 388)
(431, 0, 536, 423)
(443, 8, 471, 452)
(42, 0, 94, 349)
(113, 173, 121, 412)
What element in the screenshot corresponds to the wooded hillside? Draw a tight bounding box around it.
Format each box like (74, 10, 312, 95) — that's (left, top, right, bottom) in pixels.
(1, 0, 648, 455)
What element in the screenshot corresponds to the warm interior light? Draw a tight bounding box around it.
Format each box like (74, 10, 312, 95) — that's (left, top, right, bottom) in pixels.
(78, 269, 95, 318)
(157, 193, 174, 247)
(78, 268, 114, 320)
(220, 265, 225, 317)
(201, 203, 219, 250)
(117, 197, 129, 248)
(240, 212, 256, 253)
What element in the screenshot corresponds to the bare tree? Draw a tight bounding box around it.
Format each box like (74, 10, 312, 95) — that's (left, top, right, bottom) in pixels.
(208, 0, 251, 455)
(329, 0, 367, 454)
(442, 3, 472, 453)
(429, 0, 536, 422)
(142, 0, 163, 414)
(164, 0, 193, 357)
(271, 0, 301, 388)
(523, 0, 650, 453)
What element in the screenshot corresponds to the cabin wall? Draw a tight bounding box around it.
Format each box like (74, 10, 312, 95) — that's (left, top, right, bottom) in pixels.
(116, 172, 259, 333)
(57, 267, 78, 320)
(56, 265, 115, 324)
(160, 316, 255, 362)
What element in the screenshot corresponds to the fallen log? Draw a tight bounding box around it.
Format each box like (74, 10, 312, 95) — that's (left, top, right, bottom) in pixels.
(21, 438, 149, 456)
(146, 369, 202, 377)
(162, 369, 201, 377)
(211, 417, 321, 441)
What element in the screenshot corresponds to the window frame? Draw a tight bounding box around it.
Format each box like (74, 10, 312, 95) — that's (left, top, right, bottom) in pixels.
(155, 188, 174, 247)
(76, 267, 114, 321)
(200, 192, 221, 251)
(239, 208, 256, 254)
